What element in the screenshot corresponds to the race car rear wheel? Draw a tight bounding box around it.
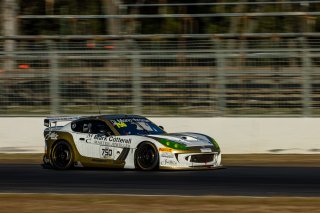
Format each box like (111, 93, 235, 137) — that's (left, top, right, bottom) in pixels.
(50, 141, 74, 170)
(135, 142, 159, 171)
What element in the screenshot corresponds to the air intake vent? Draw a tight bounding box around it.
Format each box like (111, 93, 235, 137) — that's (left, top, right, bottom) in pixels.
(190, 154, 214, 163)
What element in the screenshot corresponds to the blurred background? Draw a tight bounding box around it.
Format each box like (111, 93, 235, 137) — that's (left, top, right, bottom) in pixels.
(1, 0, 320, 117)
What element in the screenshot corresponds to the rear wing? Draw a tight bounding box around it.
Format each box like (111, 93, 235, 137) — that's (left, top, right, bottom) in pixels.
(44, 116, 82, 127)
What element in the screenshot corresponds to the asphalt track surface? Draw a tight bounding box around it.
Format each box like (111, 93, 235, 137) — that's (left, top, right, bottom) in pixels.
(0, 164, 319, 196)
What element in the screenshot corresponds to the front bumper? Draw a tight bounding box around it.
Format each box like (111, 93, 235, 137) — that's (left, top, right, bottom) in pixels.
(159, 152, 221, 170)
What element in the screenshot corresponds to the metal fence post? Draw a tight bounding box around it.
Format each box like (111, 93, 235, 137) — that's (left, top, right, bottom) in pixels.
(131, 42, 142, 114)
(214, 38, 226, 115)
(47, 40, 60, 115)
(300, 37, 312, 116)
(2, 0, 17, 72)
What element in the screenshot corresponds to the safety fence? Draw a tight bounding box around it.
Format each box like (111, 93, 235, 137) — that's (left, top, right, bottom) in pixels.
(0, 35, 319, 116)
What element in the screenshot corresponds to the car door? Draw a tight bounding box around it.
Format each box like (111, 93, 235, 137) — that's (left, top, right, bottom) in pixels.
(72, 119, 129, 163)
(91, 120, 132, 162)
(90, 120, 115, 160)
(71, 119, 97, 158)
(72, 119, 113, 159)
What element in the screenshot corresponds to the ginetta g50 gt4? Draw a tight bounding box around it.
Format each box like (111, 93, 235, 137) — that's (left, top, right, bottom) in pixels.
(43, 114, 221, 170)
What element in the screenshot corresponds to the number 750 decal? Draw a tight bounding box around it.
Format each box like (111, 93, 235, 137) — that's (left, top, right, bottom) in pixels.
(101, 147, 113, 158)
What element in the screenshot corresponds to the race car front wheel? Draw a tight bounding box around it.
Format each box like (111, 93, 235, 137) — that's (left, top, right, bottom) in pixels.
(50, 141, 74, 170)
(135, 142, 159, 171)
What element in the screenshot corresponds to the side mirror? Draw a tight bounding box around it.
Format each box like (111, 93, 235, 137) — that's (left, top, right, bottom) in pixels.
(159, 125, 164, 130)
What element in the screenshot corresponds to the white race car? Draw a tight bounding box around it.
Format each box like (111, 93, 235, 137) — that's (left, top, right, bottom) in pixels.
(43, 114, 221, 170)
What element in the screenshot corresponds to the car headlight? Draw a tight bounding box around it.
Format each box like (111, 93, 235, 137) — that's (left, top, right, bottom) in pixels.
(158, 139, 188, 150)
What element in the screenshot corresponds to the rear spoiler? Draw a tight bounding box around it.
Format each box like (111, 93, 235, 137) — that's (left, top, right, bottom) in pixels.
(44, 116, 81, 127)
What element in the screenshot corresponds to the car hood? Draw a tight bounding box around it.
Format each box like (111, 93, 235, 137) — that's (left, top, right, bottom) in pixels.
(148, 132, 214, 148)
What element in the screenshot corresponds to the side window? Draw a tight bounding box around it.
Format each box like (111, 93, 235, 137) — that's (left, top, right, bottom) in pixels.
(91, 120, 114, 136)
(71, 120, 92, 133)
(71, 119, 114, 135)
(71, 120, 85, 133)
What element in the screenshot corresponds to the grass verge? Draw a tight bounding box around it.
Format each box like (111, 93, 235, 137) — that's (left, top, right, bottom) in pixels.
(0, 194, 319, 213)
(0, 153, 43, 164)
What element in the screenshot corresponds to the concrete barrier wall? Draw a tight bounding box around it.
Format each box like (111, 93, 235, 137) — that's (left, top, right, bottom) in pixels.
(0, 117, 319, 154)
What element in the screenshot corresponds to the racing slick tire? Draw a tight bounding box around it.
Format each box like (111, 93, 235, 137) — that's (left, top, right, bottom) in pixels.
(50, 140, 74, 170)
(135, 142, 159, 171)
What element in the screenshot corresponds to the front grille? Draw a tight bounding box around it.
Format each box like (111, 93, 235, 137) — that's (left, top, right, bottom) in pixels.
(190, 154, 214, 163)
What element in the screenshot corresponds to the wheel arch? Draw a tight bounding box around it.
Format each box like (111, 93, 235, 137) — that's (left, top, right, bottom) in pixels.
(49, 139, 75, 170)
(134, 140, 160, 170)
(48, 132, 82, 162)
(50, 139, 75, 157)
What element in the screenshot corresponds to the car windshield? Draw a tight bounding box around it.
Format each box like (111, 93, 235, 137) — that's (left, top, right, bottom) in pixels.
(109, 117, 165, 135)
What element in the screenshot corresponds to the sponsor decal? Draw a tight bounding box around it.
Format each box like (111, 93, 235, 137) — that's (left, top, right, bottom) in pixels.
(159, 147, 172, 152)
(110, 118, 150, 124)
(160, 152, 174, 158)
(108, 136, 131, 145)
(110, 118, 151, 128)
(159, 147, 174, 158)
(160, 159, 178, 166)
(200, 148, 212, 153)
(85, 134, 94, 143)
(45, 132, 58, 140)
(115, 122, 127, 128)
(84, 135, 131, 148)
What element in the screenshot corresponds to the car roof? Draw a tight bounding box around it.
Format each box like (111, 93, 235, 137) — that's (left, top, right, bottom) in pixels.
(72, 114, 147, 123)
(102, 114, 146, 120)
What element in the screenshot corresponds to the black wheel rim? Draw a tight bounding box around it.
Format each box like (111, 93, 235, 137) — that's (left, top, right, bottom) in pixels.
(137, 144, 157, 169)
(52, 143, 71, 169)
